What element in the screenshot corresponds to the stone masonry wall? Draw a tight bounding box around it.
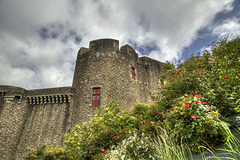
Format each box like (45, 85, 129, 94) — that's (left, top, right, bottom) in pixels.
(0, 86, 74, 160)
(71, 39, 162, 127)
(0, 86, 28, 160)
(71, 39, 141, 126)
(138, 57, 162, 103)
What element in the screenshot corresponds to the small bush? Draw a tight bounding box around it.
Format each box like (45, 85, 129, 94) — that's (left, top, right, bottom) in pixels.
(104, 132, 157, 160)
(151, 93, 223, 153)
(22, 145, 73, 160)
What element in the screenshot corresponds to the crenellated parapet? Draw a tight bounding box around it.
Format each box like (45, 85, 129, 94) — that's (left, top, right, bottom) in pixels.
(26, 87, 74, 105)
(89, 38, 119, 53)
(0, 91, 6, 97)
(27, 94, 72, 105)
(0, 85, 74, 105)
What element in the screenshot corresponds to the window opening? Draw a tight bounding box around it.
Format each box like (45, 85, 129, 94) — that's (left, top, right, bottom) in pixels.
(92, 88, 100, 106)
(132, 67, 136, 80)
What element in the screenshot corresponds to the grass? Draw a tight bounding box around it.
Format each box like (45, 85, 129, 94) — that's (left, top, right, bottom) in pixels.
(103, 120, 240, 160)
(153, 127, 191, 160)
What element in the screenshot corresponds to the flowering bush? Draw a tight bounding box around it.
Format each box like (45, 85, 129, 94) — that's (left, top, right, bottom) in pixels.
(157, 37, 240, 116)
(159, 93, 223, 153)
(64, 101, 140, 159)
(22, 145, 73, 160)
(104, 132, 157, 160)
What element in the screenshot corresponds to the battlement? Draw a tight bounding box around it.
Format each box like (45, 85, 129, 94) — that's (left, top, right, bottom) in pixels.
(139, 56, 163, 68)
(0, 85, 26, 95)
(27, 87, 74, 105)
(0, 85, 26, 103)
(89, 38, 119, 53)
(0, 85, 74, 104)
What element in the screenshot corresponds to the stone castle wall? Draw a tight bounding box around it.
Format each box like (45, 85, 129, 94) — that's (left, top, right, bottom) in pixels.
(0, 86, 74, 160)
(0, 38, 163, 159)
(71, 39, 162, 126)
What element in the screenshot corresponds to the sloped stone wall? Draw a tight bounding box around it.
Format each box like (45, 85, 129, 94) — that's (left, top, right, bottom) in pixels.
(0, 86, 74, 160)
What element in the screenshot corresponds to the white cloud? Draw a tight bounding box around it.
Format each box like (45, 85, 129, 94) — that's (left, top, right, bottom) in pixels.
(212, 17, 240, 39)
(0, 0, 235, 89)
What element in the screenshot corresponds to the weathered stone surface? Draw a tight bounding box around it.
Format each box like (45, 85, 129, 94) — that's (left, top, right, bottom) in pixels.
(0, 38, 163, 159)
(0, 86, 74, 160)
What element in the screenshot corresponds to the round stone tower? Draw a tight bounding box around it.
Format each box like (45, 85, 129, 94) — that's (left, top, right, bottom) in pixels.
(71, 38, 140, 125)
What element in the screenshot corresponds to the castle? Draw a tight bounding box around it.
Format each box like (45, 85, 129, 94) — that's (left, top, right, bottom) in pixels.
(0, 38, 163, 159)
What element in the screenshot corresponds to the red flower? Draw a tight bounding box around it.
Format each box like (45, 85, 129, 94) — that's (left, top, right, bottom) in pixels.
(201, 102, 204, 104)
(191, 91, 194, 94)
(100, 148, 105, 152)
(109, 131, 111, 133)
(204, 80, 207, 82)
(196, 94, 202, 98)
(111, 134, 113, 136)
(162, 110, 166, 114)
(191, 115, 197, 118)
(224, 76, 228, 80)
(96, 137, 99, 139)
(152, 106, 155, 108)
(148, 121, 150, 124)
(204, 102, 207, 104)
(113, 136, 117, 139)
(155, 111, 159, 114)
(158, 120, 161, 123)
(185, 104, 189, 108)
(178, 71, 180, 74)
(107, 149, 110, 151)
(209, 113, 212, 115)
(91, 142, 94, 144)
(195, 101, 199, 104)
(166, 97, 169, 100)
(167, 118, 170, 122)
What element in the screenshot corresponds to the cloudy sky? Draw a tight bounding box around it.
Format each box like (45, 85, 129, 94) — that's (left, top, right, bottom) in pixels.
(0, 0, 239, 89)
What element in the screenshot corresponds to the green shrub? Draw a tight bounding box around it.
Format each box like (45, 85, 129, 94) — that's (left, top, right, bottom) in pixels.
(104, 132, 157, 160)
(157, 37, 240, 117)
(64, 101, 140, 159)
(152, 93, 223, 153)
(22, 145, 73, 160)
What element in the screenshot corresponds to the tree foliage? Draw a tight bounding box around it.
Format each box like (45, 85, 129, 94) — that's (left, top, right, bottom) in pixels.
(157, 37, 240, 116)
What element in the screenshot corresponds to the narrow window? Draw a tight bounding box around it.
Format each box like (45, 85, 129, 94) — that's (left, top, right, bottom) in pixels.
(132, 67, 136, 80)
(92, 88, 100, 106)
